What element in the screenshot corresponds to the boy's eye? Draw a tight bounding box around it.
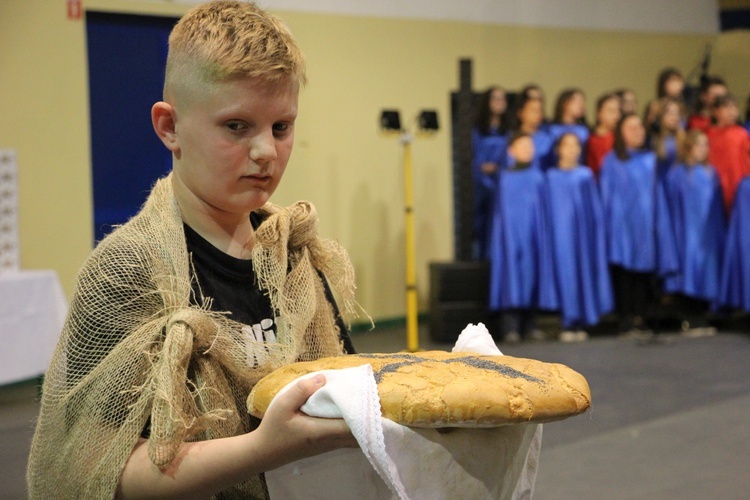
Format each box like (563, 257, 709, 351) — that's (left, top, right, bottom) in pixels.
(273, 122, 291, 134)
(226, 121, 247, 132)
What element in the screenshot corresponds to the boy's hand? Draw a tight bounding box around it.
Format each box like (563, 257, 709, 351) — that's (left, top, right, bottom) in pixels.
(252, 374, 358, 471)
(117, 374, 356, 499)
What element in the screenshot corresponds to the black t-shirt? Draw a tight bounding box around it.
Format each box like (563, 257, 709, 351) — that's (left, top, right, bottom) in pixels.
(183, 213, 355, 354)
(142, 216, 354, 440)
(184, 219, 276, 340)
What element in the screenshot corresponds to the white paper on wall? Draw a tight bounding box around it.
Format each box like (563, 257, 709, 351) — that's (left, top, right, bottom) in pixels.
(0, 150, 20, 273)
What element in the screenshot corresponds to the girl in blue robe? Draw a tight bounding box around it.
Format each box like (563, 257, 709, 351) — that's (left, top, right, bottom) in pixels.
(489, 133, 557, 341)
(664, 130, 725, 334)
(546, 133, 613, 341)
(718, 176, 750, 312)
(544, 88, 590, 169)
(510, 93, 553, 172)
(647, 97, 684, 182)
(472, 86, 509, 259)
(600, 113, 679, 334)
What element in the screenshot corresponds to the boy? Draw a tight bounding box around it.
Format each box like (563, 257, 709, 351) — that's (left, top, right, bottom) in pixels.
(27, 2, 357, 498)
(707, 94, 750, 213)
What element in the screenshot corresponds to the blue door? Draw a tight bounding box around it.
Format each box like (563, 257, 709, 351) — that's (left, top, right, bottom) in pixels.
(86, 11, 177, 242)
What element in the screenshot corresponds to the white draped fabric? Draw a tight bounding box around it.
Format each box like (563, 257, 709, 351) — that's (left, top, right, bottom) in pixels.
(0, 270, 67, 385)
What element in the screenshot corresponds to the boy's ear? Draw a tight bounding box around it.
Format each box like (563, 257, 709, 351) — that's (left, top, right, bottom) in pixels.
(151, 101, 180, 153)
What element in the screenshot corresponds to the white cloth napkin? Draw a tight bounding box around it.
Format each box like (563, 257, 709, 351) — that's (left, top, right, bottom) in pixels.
(452, 322, 504, 355)
(265, 323, 542, 499)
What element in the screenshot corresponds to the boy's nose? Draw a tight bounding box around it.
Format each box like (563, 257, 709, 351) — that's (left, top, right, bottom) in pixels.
(248, 130, 277, 164)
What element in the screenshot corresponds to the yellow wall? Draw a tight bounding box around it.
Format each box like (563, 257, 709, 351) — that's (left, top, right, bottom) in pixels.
(0, 1, 91, 294)
(719, 0, 750, 9)
(713, 30, 750, 109)
(3, 0, 745, 322)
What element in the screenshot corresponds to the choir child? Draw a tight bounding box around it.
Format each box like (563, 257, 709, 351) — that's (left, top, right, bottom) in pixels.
(489, 133, 557, 342)
(718, 176, 750, 312)
(546, 133, 613, 342)
(663, 130, 724, 336)
(615, 88, 638, 116)
(472, 86, 509, 259)
(519, 84, 547, 116)
(647, 97, 685, 182)
(586, 92, 621, 178)
(707, 94, 750, 213)
(511, 94, 553, 171)
(687, 75, 727, 132)
(545, 88, 590, 169)
(643, 67, 685, 131)
(599, 113, 679, 335)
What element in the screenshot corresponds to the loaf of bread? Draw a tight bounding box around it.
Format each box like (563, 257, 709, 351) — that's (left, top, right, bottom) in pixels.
(247, 351, 591, 427)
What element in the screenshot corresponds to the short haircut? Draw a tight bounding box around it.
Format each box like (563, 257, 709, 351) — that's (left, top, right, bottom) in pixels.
(164, 0, 306, 104)
(700, 75, 726, 94)
(712, 93, 737, 110)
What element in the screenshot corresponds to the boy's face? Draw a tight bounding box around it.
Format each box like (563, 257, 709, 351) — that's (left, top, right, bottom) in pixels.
(703, 84, 727, 108)
(714, 102, 739, 127)
(171, 76, 298, 217)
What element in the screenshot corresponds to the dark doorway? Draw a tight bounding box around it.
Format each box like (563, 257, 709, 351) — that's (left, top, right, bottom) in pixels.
(86, 11, 177, 242)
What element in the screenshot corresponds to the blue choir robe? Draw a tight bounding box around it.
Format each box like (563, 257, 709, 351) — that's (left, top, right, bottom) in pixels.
(531, 127, 555, 171)
(472, 128, 507, 259)
(489, 165, 558, 312)
(543, 123, 590, 170)
(718, 176, 750, 311)
(546, 166, 613, 328)
(599, 150, 679, 275)
(655, 135, 678, 182)
(663, 164, 725, 302)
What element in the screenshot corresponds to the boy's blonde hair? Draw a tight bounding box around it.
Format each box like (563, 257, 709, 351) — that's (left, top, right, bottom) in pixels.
(164, 0, 306, 104)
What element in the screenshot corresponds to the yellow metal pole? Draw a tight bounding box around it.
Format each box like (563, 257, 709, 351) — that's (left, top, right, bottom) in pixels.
(401, 132, 419, 352)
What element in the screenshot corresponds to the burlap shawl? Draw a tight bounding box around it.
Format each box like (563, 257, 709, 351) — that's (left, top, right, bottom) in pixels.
(27, 174, 358, 499)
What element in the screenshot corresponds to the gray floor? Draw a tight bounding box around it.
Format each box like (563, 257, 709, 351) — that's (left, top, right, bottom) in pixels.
(3, 323, 749, 499)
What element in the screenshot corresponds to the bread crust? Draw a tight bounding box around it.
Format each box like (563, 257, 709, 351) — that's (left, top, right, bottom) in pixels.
(247, 351, 591, 427)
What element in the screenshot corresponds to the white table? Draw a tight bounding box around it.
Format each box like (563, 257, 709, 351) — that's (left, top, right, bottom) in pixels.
(0, 270, 68, 385)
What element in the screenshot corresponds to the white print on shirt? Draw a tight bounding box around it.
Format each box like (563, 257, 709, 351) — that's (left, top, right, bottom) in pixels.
(242, 318, 276, 366)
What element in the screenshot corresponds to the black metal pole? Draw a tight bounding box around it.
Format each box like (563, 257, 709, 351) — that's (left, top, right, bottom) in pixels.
(451, 58, 475, 262)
